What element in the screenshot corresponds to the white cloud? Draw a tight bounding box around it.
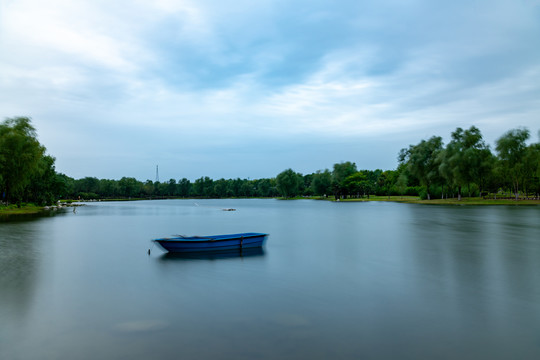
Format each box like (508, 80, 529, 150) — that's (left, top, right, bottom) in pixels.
(1, 0, 539, 179)
(2, 1, 141, 71)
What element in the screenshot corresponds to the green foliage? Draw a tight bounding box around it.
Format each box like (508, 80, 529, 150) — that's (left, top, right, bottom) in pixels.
(0, 117, 61, 205)
(397, 126, 539, 200)
(3, 116, 537, 205)
(24, 155, 65, 205)
(0, 117, 43, 203)
(495, 128, 530, 199)
(276, 169, 301, 198)
(400, 136, 443, 200)
(57, 175, 278, 199)
(177, 178, 191, 197)
(311, 169, 332, 196)
(343, 172, 371, 197)
(56, 123, 538, 202)
(523, 143, 540, 197)
(332, 161, 357, 198)
(118, 177, 139, 198)
(438, 126, 491, 199)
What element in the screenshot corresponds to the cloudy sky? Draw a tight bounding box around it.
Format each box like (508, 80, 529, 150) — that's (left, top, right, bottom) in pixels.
(1, 0, 539, 181)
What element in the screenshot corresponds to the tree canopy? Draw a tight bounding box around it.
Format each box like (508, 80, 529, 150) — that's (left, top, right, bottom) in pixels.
(2, 116, 539, 206)
(495, 128, 530, 200)
(397, 126, 539, 200)
(276, 169, 301, 198)
(0, 117, 64, 205)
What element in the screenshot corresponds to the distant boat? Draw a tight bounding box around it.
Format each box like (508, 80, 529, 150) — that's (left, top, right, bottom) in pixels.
(153, 232, 268, 253)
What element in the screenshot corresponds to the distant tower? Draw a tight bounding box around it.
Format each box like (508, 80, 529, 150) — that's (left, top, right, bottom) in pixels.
(155, 165, 160, 183)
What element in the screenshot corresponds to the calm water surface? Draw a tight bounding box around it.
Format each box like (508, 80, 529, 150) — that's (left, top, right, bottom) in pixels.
(1, 199, 540, 359)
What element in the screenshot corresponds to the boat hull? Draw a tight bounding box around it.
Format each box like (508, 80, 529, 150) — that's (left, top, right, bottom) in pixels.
(153, 232, 268, 253)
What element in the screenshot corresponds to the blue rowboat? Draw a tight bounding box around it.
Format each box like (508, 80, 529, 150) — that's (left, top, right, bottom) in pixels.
(153, 232, 268, 253)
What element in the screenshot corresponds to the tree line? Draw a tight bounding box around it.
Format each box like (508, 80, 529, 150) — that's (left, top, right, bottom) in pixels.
(62, 167, 404, 200)
(2, 117, 539, 206)
(397, 126, 540, 200)
(60, 175, 281, 200)
(275, 126, 540, 200)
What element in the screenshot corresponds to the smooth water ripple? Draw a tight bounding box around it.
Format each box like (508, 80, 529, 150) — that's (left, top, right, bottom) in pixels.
(1, 200, 540, 359)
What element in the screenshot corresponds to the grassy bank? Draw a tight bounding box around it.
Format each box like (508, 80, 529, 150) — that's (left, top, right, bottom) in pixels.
(1, 202, 84, 216)
(0, 203, 44, 215)
(274, 195, 540, 205)
(337, 196, 540, 205)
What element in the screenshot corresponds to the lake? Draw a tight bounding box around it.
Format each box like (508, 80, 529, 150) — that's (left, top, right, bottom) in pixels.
(1, 199, 540, 359)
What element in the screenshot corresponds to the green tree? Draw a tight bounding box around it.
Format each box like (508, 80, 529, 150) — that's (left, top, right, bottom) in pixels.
(56, 173, 75, 199)
(254, 178, 274, 197)
(178, 178, 191, 197)
(311, 169, 332, 197)
(202, 177, 215, 197)
(474, 147, 495, 196)
(118, 177, 139, 198)
(343, 171, 369, 198)
(437, 148, 454, 198)
(379, 170, 398, 198)
(276, 169, 300, 198)
(143, 180, 155, 197)
(495, 128, 530, 200)
(167, 179, 177, 196)
(24, 155, 64, 205)
(193, 177, 204, 197)
(99, 179, 119, 198)
(193, 176, 214, 197)
(213, 178, 228, 198)
(523, 142, 540, 198)
(239, 180, 254, 197)
(332, 162, 357, 199)
(0, 117, 45, 205)
(75, 177, 100, 196)
(401, 136, 443, 200)
(395, 171, 408, 197)
(440, 127, 490, 199)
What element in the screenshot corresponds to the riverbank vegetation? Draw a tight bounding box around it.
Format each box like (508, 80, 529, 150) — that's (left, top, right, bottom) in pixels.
(396, 126, 539, 201)
(1, 117, 539, 213)
(1, 117, 65, 209)
(0, 203, 44, 215)
(276, 126, 539, 202)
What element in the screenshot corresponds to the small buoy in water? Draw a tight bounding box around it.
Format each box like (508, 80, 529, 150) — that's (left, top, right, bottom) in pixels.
(148, 249, 151, 255)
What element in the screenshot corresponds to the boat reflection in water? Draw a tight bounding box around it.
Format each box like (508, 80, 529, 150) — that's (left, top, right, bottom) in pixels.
(159, 247, 265, 261)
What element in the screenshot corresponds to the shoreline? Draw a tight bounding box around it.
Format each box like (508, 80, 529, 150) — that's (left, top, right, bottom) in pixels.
(334, 196, 540, 206)
(2, 196, 538, 215)
(0, 202, 84, 216)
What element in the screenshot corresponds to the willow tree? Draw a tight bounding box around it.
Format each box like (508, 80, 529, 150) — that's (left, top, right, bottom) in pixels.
(24, 154, 64, 205)
(523, 141, 540, 198)
(0, 117, 45, 205)
(400, 136, 443, 200)
(495, 128, 530, 200)
(311, 169, 332, 197)
(276, 168, 301, 198)
(331, 161, 357, 199)
(441, 126, 491, 199)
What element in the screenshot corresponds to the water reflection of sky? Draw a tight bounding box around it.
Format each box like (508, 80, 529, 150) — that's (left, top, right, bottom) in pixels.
(1, 201, 540, 359)
(0, 221, 43, 358)
(403, 205, 540, 358)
